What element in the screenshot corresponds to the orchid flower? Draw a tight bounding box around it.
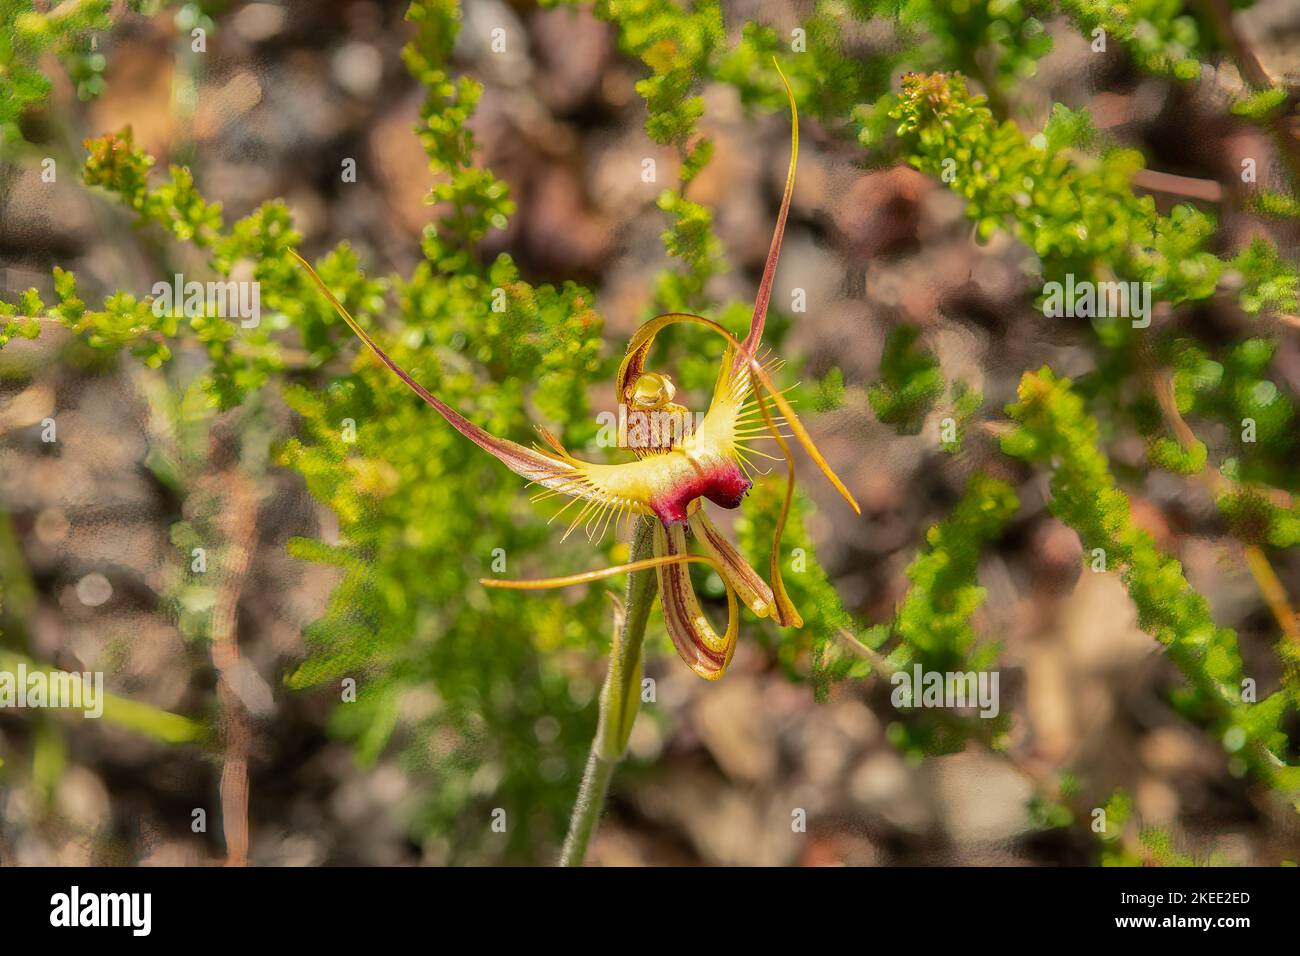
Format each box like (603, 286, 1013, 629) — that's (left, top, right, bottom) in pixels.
(291, 63, 860, 680)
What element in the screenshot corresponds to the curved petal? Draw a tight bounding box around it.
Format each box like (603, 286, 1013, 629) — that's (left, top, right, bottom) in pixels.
(751, 378, 803, 627)
(616, 311, 850, 627)
(291, 251, 567, 474)
(480, 521, 739, 681)
(688, 510, 773, 620)
(653, 521, 737, 680)
(615, 311, 859, 515)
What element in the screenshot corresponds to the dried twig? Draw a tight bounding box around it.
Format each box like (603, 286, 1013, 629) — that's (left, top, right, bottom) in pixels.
(1202, 0, 1300, 187)
(1148, 370, 1300, 645)
(197, 423, 259, 867)
(1131, 169, 1224, 203)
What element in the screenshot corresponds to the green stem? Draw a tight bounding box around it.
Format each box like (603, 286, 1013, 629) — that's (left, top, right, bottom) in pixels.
(558, 516, 659, 867)
(559, 751, 616, 868)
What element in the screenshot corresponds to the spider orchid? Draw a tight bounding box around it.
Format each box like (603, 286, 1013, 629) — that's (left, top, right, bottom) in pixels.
(291, 63, 860, 680)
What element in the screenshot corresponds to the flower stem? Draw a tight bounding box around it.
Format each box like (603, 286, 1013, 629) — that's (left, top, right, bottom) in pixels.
(559, 751, 616, 868)
(559, 516, 659, 867)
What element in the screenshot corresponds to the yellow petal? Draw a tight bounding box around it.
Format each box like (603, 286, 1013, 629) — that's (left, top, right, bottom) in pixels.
(616, 311, 860, 515)
(751, 379, 804, 628)
(688, 510, 773, 619)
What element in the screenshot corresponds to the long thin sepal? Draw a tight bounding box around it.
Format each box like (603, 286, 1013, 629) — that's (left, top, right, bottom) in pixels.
(616, 58, 799, 403)
(736, 57, 798, 373)
(289, 249, 575, 487)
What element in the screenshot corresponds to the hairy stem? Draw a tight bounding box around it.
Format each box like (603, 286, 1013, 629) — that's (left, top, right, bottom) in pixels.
(559, 516, 658, 867)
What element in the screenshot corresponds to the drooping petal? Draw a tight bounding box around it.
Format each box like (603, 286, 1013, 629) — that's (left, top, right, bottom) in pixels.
(688, 510, 773, 620)
(653, 521, 737, 680)
(615, 311, 856, 627)
(480, 522, 739, 680)
(750, 378, 803, 627)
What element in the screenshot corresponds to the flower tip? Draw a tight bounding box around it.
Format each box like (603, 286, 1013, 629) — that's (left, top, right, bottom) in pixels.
(691, 661, 729, 681)
(772, 605, 804, 628)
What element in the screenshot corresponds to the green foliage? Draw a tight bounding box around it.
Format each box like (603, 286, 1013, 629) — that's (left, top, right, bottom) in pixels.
(1233, 239, 1300, 316)
(0, 0, 111, 142)
(1056, 0, 1202, 80)
(0, 0, 618, 860)
(1232, 86, 1290, 122)
(1246, 191, 1300, 222)
(868, 324, 944, 434)
(1218, 490, 1300, 551)
(890, 73, 1225, 318)
(281, 260, 613, 856)
(1174, 336, 1298, 490)
(653, 187, 725, 313)
(6, 0, 1300, 864)
(3, 126, 388, 408)
(82, 128, 224, 243)
(1148, 434, 1208, 475)
(404, 0, 515, 271)
(260, 0, 617, 860)
(813, 366, 846, 413)
(903, 0, 1054, 90)
(890, 472, 1019, 676)
(888, 68, 1299, 500)
(1003, 368, 1299, 795)
(586, 0, 725, 146)
(737, 482, 869, 702)
(716, 3, 894, 122)
(941, 380, 983, 453)
(1097, 789, 1213, 865)
(882, 473, 1018, 758)
(568, 0, 732, 314)
(738, 471, 1019, 745)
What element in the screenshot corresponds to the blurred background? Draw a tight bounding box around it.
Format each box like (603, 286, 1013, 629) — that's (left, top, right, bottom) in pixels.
(1, 0, 1299, 865)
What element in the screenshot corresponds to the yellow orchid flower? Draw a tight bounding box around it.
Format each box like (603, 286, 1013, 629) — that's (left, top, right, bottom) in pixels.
(290, 62, 860, 680)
